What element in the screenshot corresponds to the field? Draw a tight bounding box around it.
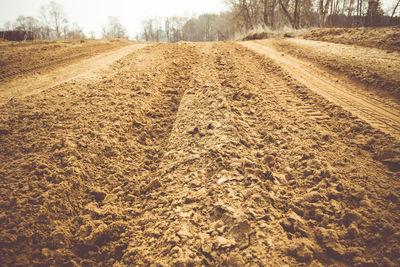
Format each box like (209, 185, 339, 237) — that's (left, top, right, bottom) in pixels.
(1, 30, 400, 266)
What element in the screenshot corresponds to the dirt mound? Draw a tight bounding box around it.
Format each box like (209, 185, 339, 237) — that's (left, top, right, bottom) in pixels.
(242, 32, 270, 41)
(0, 39, 131, 82)
(301, 26, 400, 52)
(242, 31, 294, 41)
(1, 41, 400, 266)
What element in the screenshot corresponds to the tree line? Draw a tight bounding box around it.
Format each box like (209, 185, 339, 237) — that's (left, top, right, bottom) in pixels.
(140, 13, 236, 42)
(2, 1, 127, 40)
(226, 0, 400, 30)
(140, 0, 400, 42)
(3, 0, 399, 42)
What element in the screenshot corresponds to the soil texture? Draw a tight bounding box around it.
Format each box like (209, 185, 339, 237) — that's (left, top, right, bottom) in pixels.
(242, 40, 400, 139)
(0, 39, 132, 82)
(300, 26, 400, 52)
(268, 38, 400, 98)
(0, 41, 400, 266)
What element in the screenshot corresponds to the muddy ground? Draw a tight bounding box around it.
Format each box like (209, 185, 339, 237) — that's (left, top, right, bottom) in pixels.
(0, 41, 400, 266)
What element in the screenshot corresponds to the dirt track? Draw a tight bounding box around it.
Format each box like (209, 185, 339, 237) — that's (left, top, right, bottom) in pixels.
(0, 43, 147, 104)
(268, 38, 400, 97)
(242, 40, 400, 139)
(0, 39, 131, 81)
(1, 41, 400, 266)
(300, 27, 400, 52)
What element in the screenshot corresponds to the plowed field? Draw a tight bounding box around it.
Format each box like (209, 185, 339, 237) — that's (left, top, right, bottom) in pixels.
(1, 40, 399, 266)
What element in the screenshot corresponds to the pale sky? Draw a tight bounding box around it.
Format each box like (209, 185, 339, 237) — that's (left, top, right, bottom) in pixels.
(0, 0, 228, 38)
(0, 0, 396, 39)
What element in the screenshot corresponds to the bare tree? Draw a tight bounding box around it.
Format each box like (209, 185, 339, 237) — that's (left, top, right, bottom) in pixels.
(365, 0, 382, 26)
(66, 23, 86, 39)
(89, 31, 96, 39)
(140, 14, 233, 42)
(3, 21, 12, 30)
(12, 16, 42, 39)
(318, 0, 332, 27)
(40, 1, 68, 39)
(226, 0, 313, 30)
(263, 0, 269, 27)
(390, 0, 400, 21)
(102, 16, 127, 39)
(225, 0, 255, 30)
(278, 0, 302, 29)
(141, 19, 155, 41)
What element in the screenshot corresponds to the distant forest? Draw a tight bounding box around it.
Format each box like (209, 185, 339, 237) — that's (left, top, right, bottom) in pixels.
(2, 0, 400, 42)
(140, 0, 400, 42)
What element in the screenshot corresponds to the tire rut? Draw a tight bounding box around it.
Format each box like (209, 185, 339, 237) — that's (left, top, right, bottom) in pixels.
(241, 41, 400, 139)
(0, 44, 147, 105)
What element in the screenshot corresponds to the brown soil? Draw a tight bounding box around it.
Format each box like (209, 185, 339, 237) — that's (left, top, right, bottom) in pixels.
(268, 38, 400, 98)
(0, 39, 132, 81)
(1, 41, 400, 266)
(0, 43, 147, 104)
(242, 32, 271, 41)
(242, 40, 400, 139)
(300, 26, 400, 52)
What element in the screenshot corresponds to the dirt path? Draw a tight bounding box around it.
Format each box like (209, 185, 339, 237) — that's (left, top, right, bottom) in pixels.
(265, 38, 400, 97)
(0, 44, 147, 105)
(0, 39, 132, 81)
(299, 27, 400, 52)
(1, 42, 400, 266)
(241, 40, 400, 139)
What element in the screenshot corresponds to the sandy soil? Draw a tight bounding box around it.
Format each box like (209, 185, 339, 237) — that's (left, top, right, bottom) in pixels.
(269, 38, 400, 98)
(300, 27, 400, 52)
(242, 40, 400, 139)
(1, 41, 400, 266)
(0, 39, 132, 82)
(0, 44, 147, 104)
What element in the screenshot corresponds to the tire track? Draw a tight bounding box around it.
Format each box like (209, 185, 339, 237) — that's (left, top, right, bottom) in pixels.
(0, 41, 132, 82)
(0, 53, 86, 81)
(241, 41, 400, 139)
(0, 44, 147, 105)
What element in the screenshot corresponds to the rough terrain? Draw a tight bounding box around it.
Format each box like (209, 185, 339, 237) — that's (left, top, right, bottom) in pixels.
(0, 40, 400, 266)
(300, 26, 400, 52)
(0, 39, 132, 82)
(267, 38, 400, 98)
(242, 40, 400, 139)
(0, 43, 147, 104)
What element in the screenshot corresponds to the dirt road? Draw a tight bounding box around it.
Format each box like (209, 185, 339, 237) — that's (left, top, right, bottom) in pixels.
(1, 42, 400, 266)
(0, 43, 147, 105)
(242, 40, 400, 139)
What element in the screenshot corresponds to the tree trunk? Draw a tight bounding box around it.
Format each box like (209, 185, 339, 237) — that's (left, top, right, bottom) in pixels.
(279, 0, 295, 28)
(347, 0, 355, 26)
(271, 0, 276, 28)
(294, 0, 300, 29)
(391, 0, 400, 22)
(342, 0, 347, 15)
(263, 0, 269, 27)
(319, 0, 332, 27)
